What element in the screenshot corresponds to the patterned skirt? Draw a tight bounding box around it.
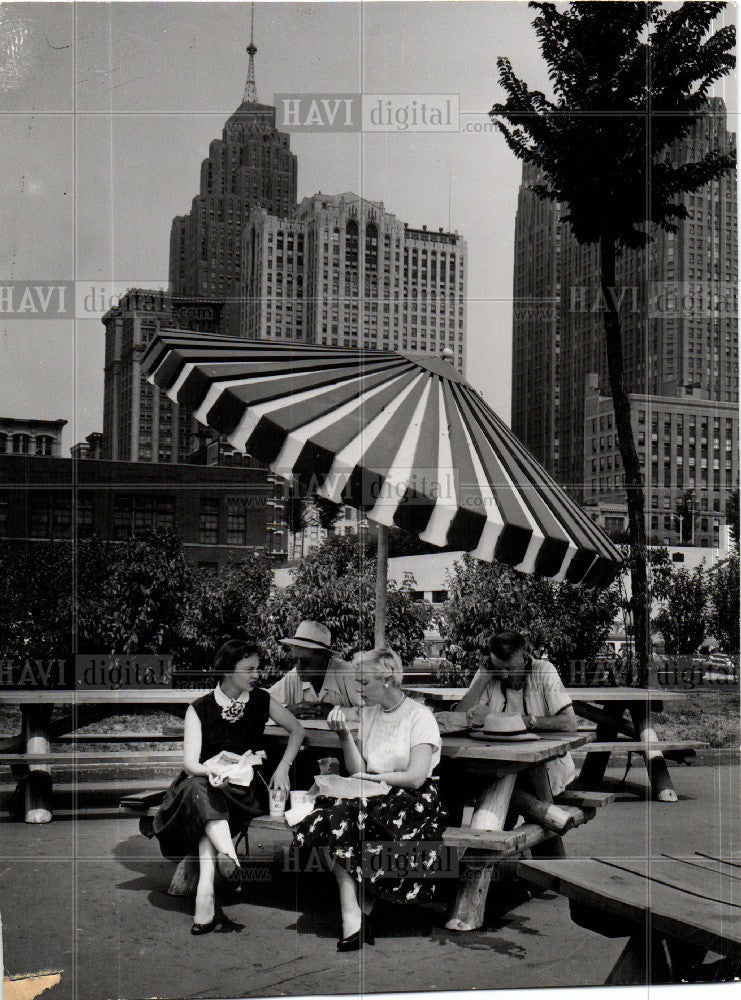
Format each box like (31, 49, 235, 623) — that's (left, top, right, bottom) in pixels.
(292, 777, 447, 904)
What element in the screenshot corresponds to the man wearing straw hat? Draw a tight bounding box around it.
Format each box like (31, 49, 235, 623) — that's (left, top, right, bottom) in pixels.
(268, 621, 362, 715)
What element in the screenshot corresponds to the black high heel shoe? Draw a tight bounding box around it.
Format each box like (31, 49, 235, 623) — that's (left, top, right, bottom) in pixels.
(191, 909, 244, 936)
(337, 915, 375, 951)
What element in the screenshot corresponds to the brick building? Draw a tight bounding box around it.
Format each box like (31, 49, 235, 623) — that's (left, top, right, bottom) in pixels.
(0, 455, 286, 573)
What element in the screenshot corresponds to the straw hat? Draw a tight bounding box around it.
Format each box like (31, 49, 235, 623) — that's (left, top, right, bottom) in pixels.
(280, 621, 336, 654)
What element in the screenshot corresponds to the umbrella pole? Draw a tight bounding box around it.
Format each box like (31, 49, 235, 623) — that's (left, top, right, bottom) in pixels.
(374, 524, 388, 647)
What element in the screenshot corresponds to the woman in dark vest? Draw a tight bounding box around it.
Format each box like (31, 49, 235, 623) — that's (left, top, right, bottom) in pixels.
(143, 640, 304, 934)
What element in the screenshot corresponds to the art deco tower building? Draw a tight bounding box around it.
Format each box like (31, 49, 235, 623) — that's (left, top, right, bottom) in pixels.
(168, 10, 298, 334)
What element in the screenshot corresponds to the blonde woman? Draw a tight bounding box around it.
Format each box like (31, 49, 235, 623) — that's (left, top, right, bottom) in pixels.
(292, 647, 447, 951)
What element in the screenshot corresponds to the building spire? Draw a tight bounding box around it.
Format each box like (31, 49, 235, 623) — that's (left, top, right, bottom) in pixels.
(243, 2, 258, 104)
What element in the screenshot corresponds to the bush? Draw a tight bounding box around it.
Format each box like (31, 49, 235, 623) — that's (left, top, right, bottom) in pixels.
(178, 552, 275, 677)
(653, 564, 708, 655)
(439, 553, 619, 682)
(267, 535, 432, 667)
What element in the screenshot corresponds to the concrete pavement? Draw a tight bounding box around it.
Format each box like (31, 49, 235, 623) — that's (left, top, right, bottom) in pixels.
(1, 763, 738, 1000)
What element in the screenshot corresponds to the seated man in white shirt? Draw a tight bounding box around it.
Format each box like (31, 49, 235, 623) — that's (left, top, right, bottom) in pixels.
(456, 630, 578, 796)
(268, 621, 362, 717)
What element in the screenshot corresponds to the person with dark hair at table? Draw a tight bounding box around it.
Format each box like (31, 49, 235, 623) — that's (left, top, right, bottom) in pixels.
(268, 621, 362, 714)
(456, 631, 578, 795)
(142, 639, 304, 934)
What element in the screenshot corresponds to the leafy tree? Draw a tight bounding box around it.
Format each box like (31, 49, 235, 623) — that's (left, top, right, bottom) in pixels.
(653, 564, 708, 653)
(0, 540, 73, 663)
(440, 553, 619, 682)
(312, 495, 343, 533)
(178, 553, 275, 675)
(268, 535, 431, 666)
(490, 2, 735, 684)
(77, 529, 193, 657)
(707, 552, 740, 654)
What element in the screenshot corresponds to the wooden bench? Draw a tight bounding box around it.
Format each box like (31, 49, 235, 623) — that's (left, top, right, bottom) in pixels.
(120, 790, 294, 895)
(518, 854, 741, 984)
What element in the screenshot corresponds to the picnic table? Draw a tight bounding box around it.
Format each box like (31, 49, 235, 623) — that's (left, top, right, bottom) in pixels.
(517, 853, 741, 983)
(0, 689, 213, 823)
(405, 685, 698, 803)
(1, 691, 602, 935)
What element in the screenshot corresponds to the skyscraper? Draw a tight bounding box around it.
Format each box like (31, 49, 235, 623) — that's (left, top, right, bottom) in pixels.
(512, 99, 738, 541)
(168, 14, 298, 335)
(242, 192, 468, 373)
(101, 289, 227, 463)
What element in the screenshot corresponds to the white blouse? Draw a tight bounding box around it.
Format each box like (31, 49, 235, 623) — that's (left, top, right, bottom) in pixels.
(359, 697, 441, 778)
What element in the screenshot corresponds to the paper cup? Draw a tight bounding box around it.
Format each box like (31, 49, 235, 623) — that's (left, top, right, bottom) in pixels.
(289, 790, 313, 811)
(269, 787, 287, 817)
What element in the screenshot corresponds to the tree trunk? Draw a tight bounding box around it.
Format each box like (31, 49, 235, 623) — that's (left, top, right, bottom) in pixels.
(599, 235, 650, 686)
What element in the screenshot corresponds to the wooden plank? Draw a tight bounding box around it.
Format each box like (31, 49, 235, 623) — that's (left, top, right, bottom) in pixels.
(661, 854, 741, 882)
(582, 740, 706, 753)
(443, 825, 529, 853)
(0, 752, 182, 765)
(567, 687, 685, 703)
(599, 858, 741, 908)
(0, 690, 212, 704)
(119, 790, 166, 810)
(57, 732, 182, 743)
(444, 733, 588, 765)
(555, 790, 615, 808)
(517, 858, 741, 957)
(697, 851, 741, 868)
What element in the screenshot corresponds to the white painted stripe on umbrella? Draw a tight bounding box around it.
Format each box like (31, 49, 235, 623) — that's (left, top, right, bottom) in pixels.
(168, 363, 196, 402)
(270, 370, 412, 482)
(418, 381, 459, 547)
(552, 544, 580, 582)
(225, 371, 375, 452)
(451, 418, 506, 561)
(366, 378, 432, 527)
(194, 368, 363, 426)
(316, 373, 426, 502)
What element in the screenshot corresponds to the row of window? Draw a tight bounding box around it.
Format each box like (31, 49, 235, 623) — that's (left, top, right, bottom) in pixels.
(14, 495, 263, 546)
(0, 433, 55, 455)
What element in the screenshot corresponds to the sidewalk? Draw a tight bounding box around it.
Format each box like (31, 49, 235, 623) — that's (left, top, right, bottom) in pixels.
(1, 764, 738, 1000)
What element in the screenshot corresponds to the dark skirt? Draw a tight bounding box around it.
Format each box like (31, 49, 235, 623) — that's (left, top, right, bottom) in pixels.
(292, 778, 447, 904)
(146, 771, 266, 861)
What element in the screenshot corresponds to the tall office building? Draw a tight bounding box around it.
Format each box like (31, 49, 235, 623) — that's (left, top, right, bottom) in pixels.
(169, 16, 298, 335)
(102, 289, 228, 463)
(242, 192, 468, 373)
(512, 98, 737, 540)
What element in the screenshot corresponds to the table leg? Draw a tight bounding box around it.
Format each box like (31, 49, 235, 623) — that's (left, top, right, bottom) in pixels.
(22, 705, 53, 823)
(446, 772, 516, 932)
(629, 703, 678, 802)
(576, 702, 625, 789)
(526, 762, 565, 859)
(604, 932, 672, 985)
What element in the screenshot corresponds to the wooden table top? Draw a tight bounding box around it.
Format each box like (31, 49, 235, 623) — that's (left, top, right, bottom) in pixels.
(405, 685, 686, 703)
(263, 722, 588, 766)
(0, 684, 686, 706)
(518, 854, 741, 957)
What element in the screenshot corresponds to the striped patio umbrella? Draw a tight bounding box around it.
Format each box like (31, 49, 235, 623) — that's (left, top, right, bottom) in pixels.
(143, 331, 621, 636)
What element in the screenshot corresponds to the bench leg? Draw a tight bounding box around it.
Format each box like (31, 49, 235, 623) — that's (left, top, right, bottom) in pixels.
(446, 772, 516, 932)
(576, 703, 624, 790)
(605, 932, 672, 985)
(22, 706, 53, 824)
(629, 704, 678, 803)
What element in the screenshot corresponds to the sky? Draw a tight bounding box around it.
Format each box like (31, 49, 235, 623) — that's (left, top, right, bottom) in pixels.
(0, 0, 737, 453)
